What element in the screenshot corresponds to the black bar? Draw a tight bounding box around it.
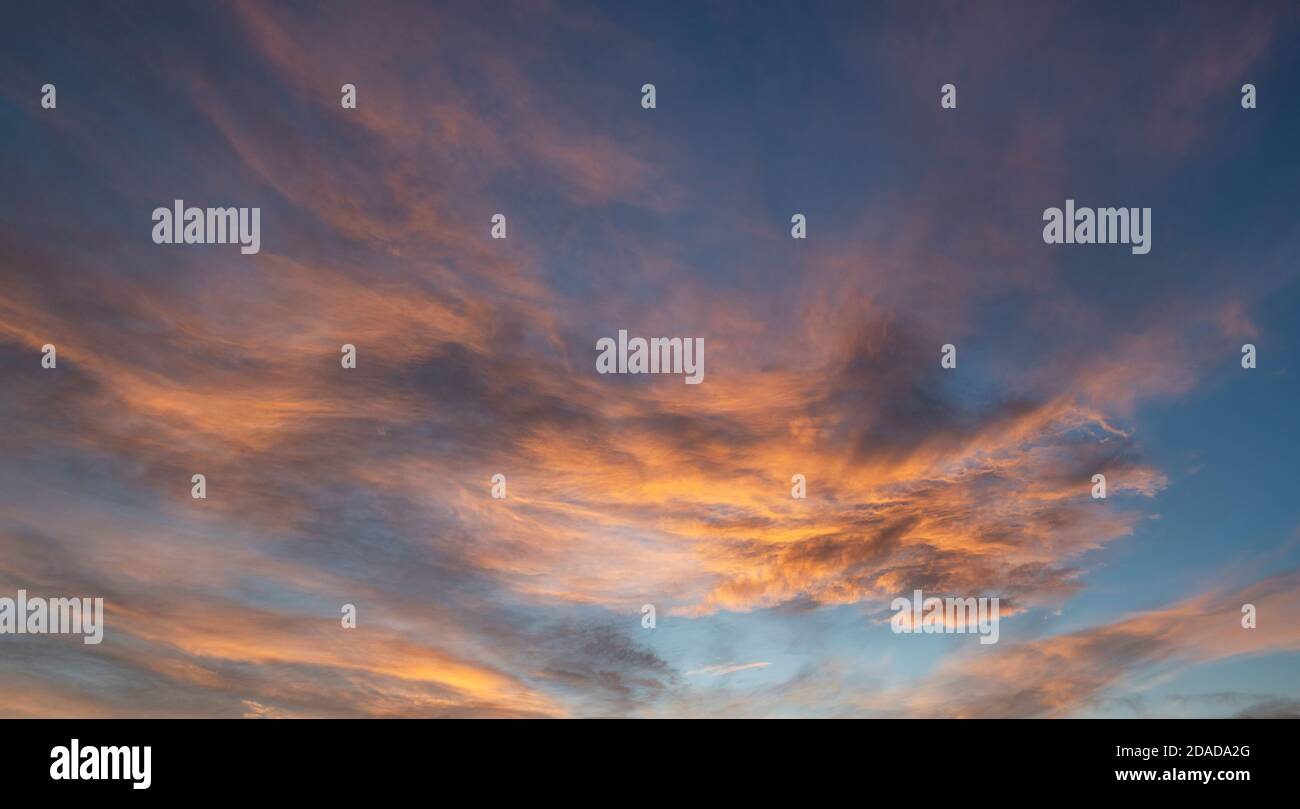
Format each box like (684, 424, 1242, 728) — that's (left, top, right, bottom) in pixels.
(3, 718, 1284, 796)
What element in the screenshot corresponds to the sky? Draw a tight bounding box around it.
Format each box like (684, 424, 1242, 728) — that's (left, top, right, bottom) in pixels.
(1, 0, 1299, 718)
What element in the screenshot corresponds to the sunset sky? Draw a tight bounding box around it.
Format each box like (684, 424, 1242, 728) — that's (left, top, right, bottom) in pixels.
(2, 0, 1299, 718)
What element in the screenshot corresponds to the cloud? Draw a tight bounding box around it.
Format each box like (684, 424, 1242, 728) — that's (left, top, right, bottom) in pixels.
(885, 570, 1300, 718)
(1, 0, 1298, 718)
(687, 662, 771, 677)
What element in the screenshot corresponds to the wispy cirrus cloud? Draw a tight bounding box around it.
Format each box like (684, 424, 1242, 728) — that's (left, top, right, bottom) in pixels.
(886, 570, 1300, 718)
(1, 0, 1298, 718)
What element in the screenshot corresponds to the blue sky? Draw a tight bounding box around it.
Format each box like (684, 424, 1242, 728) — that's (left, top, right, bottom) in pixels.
(1, 0, 1298, 717)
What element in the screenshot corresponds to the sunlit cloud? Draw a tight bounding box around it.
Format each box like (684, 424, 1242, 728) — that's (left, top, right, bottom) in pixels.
(2, 0, 1298, 718)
